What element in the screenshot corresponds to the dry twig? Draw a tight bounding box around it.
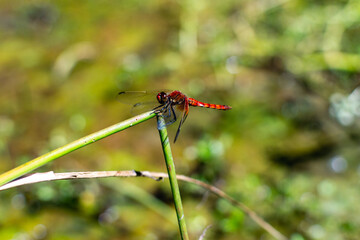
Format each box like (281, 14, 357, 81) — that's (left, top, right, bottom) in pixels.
(0, 170, 287, 240)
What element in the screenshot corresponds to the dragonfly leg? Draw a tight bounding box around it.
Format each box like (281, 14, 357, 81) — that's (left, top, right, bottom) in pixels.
(171, 105, 177, 122)
(156, 101, 172, 118)
(164, 105, 172, 118)
(166, 105, 177, 125)
(154, 102, 177, 126)
(174, 100, 189, 143)
(152, 103, 167, 113)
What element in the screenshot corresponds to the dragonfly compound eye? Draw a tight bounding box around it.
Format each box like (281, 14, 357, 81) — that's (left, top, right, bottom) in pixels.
(157, 92, 167, 104)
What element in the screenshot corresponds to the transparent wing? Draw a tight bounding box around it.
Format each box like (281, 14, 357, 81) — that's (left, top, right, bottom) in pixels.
(117, 91, 156, 104)
(117, 90, 170, 115)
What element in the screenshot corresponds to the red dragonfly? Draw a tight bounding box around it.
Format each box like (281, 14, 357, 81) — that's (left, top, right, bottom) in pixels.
(118, 90, 232, 142)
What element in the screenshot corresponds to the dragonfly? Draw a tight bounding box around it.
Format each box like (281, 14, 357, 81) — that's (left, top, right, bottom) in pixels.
(118, 90, 232, 142)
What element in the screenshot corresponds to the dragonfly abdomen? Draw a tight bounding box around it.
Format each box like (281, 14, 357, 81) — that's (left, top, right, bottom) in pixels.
(188, 98, 231, 110)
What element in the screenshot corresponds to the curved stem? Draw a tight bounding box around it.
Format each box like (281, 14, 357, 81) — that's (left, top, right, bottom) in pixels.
(0, 111, 156, 186)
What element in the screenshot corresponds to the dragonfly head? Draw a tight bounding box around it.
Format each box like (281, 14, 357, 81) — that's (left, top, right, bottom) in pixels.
(156, 92, 167, 104)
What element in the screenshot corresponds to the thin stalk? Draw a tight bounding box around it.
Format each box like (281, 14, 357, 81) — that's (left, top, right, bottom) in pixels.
(0, 111, 156, 186)
(157, 114, 189, 240)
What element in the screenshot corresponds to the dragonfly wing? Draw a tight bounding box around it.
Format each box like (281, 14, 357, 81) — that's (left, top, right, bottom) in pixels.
(131, 101, 160, 115)
(174, 99, 189, 143)
(117, 91, 154, 104)
(117, 91, 160, 115)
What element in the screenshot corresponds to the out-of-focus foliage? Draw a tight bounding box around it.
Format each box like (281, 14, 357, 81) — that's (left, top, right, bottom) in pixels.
(1, 0, 360, 239)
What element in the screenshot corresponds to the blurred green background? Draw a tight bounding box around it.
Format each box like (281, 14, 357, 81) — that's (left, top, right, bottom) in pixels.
(1, 0, 360, 239)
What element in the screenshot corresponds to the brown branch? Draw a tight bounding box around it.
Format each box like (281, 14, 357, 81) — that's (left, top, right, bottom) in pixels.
(0, 171, 287, 240)
(198, 225, 213, 240)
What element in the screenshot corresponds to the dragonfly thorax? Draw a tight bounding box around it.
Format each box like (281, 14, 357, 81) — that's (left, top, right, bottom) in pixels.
(156, 92, 168, 104)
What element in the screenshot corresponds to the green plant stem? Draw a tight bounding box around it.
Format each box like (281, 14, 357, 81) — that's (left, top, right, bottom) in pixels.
(157, 114, 189, 240)
(0, 111, 156, 186)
